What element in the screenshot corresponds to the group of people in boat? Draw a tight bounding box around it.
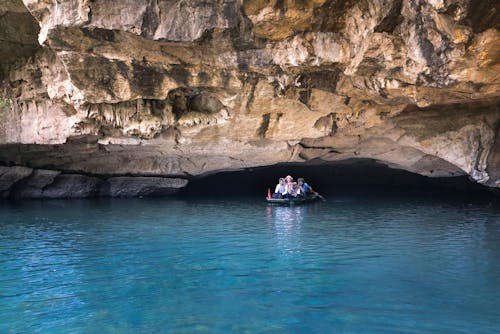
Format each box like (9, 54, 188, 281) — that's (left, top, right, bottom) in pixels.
(272, 175, 315, 199)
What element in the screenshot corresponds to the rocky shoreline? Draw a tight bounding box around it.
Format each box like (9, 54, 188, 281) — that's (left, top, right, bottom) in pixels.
(0, 165, 187, 198)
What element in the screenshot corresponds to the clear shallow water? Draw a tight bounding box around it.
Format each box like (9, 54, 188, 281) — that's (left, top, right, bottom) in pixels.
(1, 194, 500, 333)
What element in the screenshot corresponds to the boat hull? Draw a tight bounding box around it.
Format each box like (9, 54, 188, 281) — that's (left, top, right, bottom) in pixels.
(266, 195, 320, 205)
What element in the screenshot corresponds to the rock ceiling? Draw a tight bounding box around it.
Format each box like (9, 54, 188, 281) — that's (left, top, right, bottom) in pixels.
(0, 0, 499, 196)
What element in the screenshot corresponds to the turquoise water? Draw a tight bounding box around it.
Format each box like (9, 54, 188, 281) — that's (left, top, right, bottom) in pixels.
(1, 194, 500, 333)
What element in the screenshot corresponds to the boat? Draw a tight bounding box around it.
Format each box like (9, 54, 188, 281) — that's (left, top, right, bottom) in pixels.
(266, 194, 321, 205)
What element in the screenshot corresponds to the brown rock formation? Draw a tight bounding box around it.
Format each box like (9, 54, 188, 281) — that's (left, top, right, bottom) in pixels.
(0, 0, 499, 197)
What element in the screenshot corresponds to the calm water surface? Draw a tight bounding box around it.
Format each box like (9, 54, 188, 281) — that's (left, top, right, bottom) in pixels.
(1, 194, 500, 333)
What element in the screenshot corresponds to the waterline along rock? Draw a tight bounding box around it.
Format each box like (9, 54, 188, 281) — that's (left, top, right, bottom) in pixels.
(0, 0, 499, 197)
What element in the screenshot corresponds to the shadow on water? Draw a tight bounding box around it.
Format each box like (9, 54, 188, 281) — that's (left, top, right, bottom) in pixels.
(181, 159, 497, 200)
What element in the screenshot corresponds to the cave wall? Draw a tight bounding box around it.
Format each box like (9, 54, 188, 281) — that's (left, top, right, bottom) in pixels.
(0, 0, 499, 197)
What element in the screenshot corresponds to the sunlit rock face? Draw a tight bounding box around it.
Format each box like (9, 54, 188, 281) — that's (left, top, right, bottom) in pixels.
(0, 0, 499, 197)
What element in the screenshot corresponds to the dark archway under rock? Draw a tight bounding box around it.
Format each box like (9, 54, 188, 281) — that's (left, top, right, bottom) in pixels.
(181, 159, 494, 197)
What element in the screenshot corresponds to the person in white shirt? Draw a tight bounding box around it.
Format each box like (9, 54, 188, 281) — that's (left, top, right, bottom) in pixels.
(273, 178, 286, 198)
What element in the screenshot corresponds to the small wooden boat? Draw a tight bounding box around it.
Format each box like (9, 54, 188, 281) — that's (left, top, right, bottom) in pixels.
(266, 194, 321, 205)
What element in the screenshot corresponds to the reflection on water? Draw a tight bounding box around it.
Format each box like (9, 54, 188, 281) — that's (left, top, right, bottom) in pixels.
(267, 205, 308, 257)
(1, 196, 500, 333)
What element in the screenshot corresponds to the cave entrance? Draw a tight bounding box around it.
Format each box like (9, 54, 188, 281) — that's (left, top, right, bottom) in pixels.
(181, 159, 491, 197)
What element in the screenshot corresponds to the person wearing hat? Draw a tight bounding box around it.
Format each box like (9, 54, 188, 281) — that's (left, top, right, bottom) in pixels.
(283, 175, 295, 198)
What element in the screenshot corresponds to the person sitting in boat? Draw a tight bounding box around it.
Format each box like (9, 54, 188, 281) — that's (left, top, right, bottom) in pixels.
(292, 182, 301, 197)
(273, 177, 286, 198)
(283, 175, 296, 198)
(297, 178, 313, 197)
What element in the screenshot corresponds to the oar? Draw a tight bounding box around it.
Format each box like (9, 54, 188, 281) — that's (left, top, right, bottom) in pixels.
(313, 191, 326, 202)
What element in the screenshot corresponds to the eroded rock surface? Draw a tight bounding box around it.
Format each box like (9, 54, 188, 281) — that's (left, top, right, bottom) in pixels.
(0, 166, 187, 198)
(0, 0, 499, 196)
(0, 165, 32, 195)
(103, 177, 188, 197)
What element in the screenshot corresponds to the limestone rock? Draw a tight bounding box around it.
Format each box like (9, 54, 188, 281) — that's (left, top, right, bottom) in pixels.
(102, 177, 188, 197)
(0, 0, 498, 196)
(0, 166, 33, 195)
(42, 174, 103, 198)
(0, 0, 39, 79)
(10, 169, 60, 198)
(0, 166, 190, 198)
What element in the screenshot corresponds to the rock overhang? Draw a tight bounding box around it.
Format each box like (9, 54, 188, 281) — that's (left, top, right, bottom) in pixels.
(0, 0, 499, 197)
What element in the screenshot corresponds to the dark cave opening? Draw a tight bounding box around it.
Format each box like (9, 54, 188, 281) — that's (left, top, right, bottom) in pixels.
(181, 159, 494, 198)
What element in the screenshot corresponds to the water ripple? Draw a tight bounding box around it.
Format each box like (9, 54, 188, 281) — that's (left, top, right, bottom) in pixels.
(1, 196, 500, 333)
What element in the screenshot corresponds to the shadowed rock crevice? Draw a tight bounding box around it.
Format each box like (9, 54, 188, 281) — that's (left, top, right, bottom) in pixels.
(462, 0, 500, 33)
(167, 87, 228, 127)
(140, 0, 160, 38)
(81, 27, 116, 43)
(374, 0, 403, 33)
(0, 0, 40, 80)
(314, 0, 364, 33)
(257, 113, 271, 138)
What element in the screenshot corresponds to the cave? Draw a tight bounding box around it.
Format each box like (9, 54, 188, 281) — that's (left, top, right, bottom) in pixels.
(182, 159, 494, 197)
(1, 1, 500, 332)
(1, 0, 499, 198)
